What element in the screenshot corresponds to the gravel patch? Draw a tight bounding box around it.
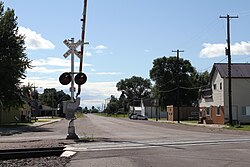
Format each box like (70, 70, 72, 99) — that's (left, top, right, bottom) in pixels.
(0, 139, 76, 167)
(0, 156, 70, 167)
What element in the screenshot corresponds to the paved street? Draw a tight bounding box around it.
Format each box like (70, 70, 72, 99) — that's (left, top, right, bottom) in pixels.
(1, 114, 250, 166)
(67, 114, 250, 167)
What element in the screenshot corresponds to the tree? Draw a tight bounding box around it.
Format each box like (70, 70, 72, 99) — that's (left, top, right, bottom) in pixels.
(39, 88, 70, 108)
(150, 56, 197, 107)
(104, 95, 119, 115)
(116, 76, 151, 101)
(83, 107, 89, 113)
(192, 71, 210, 87)
(0, 2, 31, 109)
(90, 106, 99, 113)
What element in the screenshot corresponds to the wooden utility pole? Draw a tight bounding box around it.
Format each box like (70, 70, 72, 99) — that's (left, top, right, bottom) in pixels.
(220, 14, 238, 126)
(77, 0, 88, 97)
(172, 49, 184, 123)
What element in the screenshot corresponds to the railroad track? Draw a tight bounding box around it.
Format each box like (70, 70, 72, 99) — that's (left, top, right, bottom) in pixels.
(0, 147, 65, 160)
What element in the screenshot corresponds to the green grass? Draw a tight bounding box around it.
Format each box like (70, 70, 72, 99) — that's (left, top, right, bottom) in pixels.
(182, 120, 199, 124)
(226, 124, 250, 131)
(36, 119, 51, 122)
(75, 112, 85, 118)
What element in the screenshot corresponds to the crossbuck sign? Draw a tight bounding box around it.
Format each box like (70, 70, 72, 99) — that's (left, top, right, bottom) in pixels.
(63, 39, 82, 58)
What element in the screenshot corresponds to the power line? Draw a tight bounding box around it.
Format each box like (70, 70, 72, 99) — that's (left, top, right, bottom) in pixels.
(198, 57, 227, 72)
(158, 87, 178, 93)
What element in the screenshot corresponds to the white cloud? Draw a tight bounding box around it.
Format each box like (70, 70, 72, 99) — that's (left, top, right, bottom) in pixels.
(199, 43, 226, 58)
(93, 45, 107, 50)
(232, 41, 250, 55)
(18, 26, 55, 50)
(200, 41, 250, 58)
(27, 67, 67, 73)
(83, 81, 120, 99)
(28, 57, 92, 73)
(32, 57, 72, 67)
(93, 72, 123, 75)
(21, 76, 120, 108)
(84, 51, 92, 57)
(88, 45, 108, 54)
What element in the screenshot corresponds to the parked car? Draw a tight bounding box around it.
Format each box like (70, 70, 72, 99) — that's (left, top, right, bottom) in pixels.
(130, 114, 148, 120)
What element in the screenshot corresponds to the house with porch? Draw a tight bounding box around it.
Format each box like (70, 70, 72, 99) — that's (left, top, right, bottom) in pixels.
(199, 63, 250, 124)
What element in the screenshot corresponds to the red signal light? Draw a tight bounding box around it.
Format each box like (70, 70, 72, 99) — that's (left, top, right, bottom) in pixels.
(75, 72, 87, 85)
(59, 72, 72, 85)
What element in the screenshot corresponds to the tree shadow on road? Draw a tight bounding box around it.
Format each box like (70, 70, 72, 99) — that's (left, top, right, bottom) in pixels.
(0, 126, 54, 136)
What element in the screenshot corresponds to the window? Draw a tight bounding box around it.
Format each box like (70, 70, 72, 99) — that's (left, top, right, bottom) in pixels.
(213, 84, 217, 90)
(216, 106, 221, 116)
(206, 107, 211, 116)
(220, 82, 222, 90)
(242, 106, 250, 116)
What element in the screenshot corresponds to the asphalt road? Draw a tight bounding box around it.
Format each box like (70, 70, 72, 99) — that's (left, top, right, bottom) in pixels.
(66, 114, 250, 167)
(1, 114, 250, 166)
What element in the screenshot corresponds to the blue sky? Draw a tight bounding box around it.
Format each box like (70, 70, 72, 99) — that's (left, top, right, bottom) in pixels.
(2, 0, 250, 108)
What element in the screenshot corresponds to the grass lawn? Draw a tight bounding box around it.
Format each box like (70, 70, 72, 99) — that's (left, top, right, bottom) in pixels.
(181, 120, 199, 124)
(226, 124, 250, 131)
(0, 116, 63, 128)
(75, 112, 85, 118)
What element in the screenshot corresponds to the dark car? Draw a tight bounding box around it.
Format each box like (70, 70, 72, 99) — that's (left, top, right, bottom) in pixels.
(130, 114, 148, 120)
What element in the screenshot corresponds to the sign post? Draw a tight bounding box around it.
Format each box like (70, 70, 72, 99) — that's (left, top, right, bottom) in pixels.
(63, 38, 82, 140)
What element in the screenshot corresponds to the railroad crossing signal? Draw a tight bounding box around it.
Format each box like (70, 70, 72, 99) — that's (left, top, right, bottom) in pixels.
(63, 39, 82, 58)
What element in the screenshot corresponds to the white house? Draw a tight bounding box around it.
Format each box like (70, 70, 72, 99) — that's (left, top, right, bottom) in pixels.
(199, 63, 250, 124)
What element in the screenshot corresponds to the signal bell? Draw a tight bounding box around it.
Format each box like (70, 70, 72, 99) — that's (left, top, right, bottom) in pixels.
(75, 72, 87, 85)
(59, 72, 72, 85)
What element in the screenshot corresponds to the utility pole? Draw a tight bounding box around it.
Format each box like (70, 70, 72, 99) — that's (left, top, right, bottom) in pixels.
(77, 0, 88, 97)
(220, 14, 238, 126)
(172, 49, 184, 123)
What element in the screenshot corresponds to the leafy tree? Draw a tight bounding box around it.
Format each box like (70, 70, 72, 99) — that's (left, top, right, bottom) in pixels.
(90, 106, 99, 113)
(150, 56, 197, 107)
(0, 2, 31, 109)
(191, 71, 210, 87)
(83, 106, 89, 113)
(39, 88, 70, 108)
(116, 76, 151, 101)
(104, 95, 119, 115)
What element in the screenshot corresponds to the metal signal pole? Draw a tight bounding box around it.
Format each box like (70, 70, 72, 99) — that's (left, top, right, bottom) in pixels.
(172, 49, 184, 123)
(220, 14, 238, 126)
(77, 0, 88, 97)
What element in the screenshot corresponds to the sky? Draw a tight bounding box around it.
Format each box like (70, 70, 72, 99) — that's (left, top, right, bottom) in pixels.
(2, 0, 250, 109)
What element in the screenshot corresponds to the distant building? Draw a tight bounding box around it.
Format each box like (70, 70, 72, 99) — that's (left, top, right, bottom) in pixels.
(129, 99, 167, 119)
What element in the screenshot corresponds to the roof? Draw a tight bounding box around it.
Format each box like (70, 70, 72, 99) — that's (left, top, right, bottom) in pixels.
(211, 63, 250, 79)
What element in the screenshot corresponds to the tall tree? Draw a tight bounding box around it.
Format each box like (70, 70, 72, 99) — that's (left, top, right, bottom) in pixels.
(116, 76, 151, 101)
(104, 95, 119, 115)
(150, 56, 197, 107)
(0, 2, 31, 109)
(39, 88, 70, 108)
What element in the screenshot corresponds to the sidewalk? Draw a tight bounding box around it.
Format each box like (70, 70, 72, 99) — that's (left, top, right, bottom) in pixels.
(149, 119, 228, 129)
(0, 118, 62, 136)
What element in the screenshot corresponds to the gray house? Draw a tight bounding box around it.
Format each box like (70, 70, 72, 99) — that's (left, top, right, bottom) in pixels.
(199, 63, 250, 124)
